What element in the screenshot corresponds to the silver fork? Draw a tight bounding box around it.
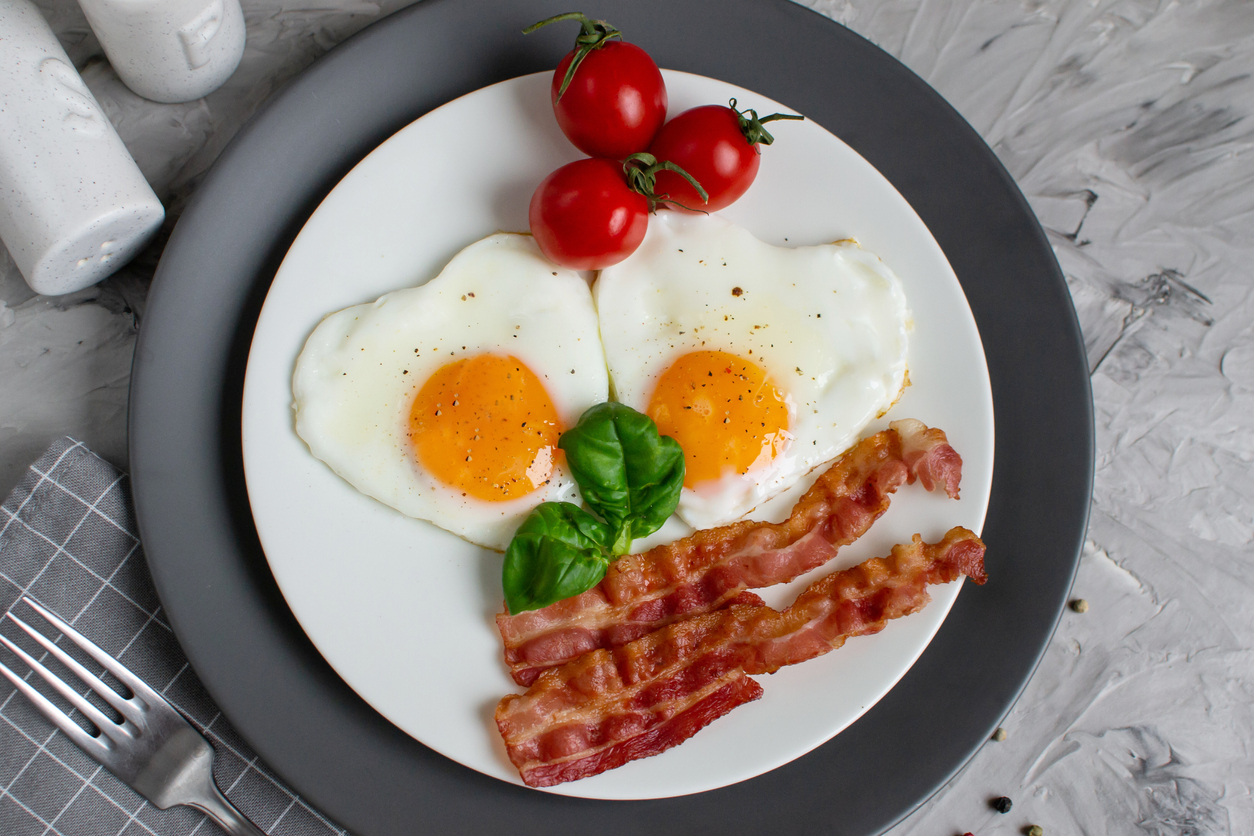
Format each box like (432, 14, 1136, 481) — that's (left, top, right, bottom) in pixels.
(0, 597, 265, 836)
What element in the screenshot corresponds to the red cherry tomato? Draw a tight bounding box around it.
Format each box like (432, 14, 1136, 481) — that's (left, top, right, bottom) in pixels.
(551, 41, 667, 159)
(649, 105, 758, 212)
(529, 158, 649, 271)
(649, 103, 802, 212)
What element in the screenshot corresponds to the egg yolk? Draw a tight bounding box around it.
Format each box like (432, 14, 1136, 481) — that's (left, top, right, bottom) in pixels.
(408, 354, 563, 501)
(646, 350, 790, 488)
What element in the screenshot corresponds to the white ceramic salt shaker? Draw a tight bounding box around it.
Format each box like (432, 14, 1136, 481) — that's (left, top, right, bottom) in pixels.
(75, 0, 245, 103)
(0, 0, 165, 296)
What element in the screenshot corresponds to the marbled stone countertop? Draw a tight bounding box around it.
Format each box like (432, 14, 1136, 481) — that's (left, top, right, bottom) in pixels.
(2, 0, 1251, 833)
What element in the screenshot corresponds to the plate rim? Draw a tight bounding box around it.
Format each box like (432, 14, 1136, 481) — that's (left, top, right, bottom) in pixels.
(129, 0, 1094, 833)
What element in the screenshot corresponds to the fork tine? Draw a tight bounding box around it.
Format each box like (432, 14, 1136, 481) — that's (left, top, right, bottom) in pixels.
(0, 631, 129, 742)
(0, 657, 109, 759)
(20, 597, 164, 705)
(5, 611, 141, 726)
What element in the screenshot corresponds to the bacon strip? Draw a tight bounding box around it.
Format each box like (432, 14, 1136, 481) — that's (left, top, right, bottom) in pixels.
(496, 527, 986, 787)
(498, 419, 962, 685)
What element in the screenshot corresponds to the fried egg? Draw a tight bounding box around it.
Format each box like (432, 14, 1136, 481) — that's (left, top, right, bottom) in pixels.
(292, 233, 608, 550)
(594, 212, 910, 529)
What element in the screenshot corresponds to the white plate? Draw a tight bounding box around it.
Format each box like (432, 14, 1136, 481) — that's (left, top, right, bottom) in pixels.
(240, 71, 994, 800)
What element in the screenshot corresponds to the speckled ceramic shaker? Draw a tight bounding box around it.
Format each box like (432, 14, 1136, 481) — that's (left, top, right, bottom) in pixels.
(0, 0, 165, 296)
(75, 0, 245, 103)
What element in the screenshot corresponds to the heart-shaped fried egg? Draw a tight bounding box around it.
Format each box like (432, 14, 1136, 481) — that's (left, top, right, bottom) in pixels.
(594, 212, 910, 529)
(292, 233, 609, 550)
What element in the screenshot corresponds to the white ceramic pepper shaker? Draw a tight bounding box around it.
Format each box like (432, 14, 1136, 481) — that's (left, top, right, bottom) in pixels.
(0, 0, 165, 296)
(75, 0, 245, 103)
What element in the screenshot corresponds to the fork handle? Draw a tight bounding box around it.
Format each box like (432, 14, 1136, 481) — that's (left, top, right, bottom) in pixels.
(190, 783, 268, 836)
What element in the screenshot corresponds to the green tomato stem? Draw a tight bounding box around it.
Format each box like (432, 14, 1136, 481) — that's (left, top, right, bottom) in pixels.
(729, 98, 805, 147)
(523, 12, 624, 100)
(623, 152, 709, 212)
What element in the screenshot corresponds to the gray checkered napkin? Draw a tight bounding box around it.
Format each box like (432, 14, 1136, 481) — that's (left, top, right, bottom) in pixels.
(0, 439, 348, 836)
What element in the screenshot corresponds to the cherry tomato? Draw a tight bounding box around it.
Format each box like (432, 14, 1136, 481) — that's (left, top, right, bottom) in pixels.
(551, 40, 667, 159)
(649, 102, 802, 212)
(529, 158, 649, 271)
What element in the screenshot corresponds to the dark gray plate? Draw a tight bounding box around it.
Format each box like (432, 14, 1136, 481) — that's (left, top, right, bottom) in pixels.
(129, 0, 1093, 833)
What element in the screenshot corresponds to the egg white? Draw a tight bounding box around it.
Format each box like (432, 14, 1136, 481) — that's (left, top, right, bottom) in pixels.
(594, 212, 910, 529)
(292, 233, 609, 551)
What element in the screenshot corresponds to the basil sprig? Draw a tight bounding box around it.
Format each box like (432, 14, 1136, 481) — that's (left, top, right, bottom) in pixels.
(501, 502, 613, 614)
(502, 402, 685, 614)
(558, 402, 685, 554)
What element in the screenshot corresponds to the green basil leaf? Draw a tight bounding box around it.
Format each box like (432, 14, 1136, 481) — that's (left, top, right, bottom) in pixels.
(502, 502, 613, 614)
(558, 402, 685, 553)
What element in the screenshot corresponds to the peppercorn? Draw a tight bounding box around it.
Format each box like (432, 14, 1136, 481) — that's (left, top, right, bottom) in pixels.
(1070, 598, 1089, 613)
(992, 727, 1007, 742)
(990, 796, 1012, 813)
(1027, 826, 1044, 836)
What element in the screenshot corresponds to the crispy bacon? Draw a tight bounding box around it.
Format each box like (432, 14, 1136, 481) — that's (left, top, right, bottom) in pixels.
(496, 527, 986, 787)
(497, 419, 963, 685)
